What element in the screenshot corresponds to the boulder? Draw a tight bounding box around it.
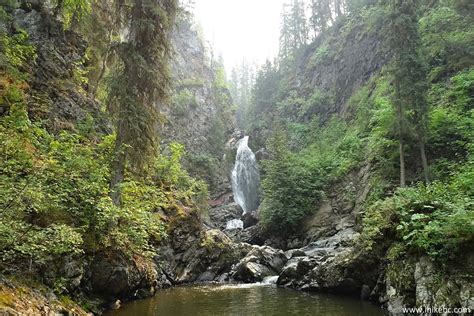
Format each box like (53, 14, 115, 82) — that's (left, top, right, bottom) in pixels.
(242, 212, 258, 228)
(231, 261, 273, 282)
(159, 228, 251, 284)
(231, 245, 288, 282)
(208, 203, 243, 230)
(42, 256, 84, 293)
(88, 253, 162, 299)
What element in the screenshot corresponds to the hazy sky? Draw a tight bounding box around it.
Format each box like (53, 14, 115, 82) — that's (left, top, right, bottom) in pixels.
(193, 0, 287, 73)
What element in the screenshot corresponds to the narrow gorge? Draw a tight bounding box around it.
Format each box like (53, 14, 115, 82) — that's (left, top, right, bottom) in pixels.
(0, 0, 473, 315)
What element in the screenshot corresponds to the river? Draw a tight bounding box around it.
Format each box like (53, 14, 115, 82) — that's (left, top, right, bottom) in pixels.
(107, 283, 387, 316)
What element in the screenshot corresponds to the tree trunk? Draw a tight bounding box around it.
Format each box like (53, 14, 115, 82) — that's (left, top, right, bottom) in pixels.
(399, 135, 406, 188)
(397, 100, 406, 188)
(418, 136, 430, 183)
(92, 44, 111, 97)
(334, 0, 342, 17)
(110, 124, 126, 206)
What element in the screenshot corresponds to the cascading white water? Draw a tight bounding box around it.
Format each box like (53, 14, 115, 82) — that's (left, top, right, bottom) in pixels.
(225, 219, 244, 230)
(231, 136, 260, 214)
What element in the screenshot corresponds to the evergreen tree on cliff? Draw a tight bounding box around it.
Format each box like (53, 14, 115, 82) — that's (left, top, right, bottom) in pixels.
(108, 0, 178, 205)
(385, 0, 430, 187)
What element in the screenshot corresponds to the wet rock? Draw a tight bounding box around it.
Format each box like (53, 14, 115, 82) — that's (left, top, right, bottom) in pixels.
(361, 284, 371, 300)
(216, 273, 230, 283)
(108, 300, 121, 310)
(89, 253, 159, 299)
(231, 261, 273, 282)
(208, 203, 243, 230)
(278, 257, 319, 288)
(227, 222, 267, 245)
(276, 228, 377, 295)
(197, 271, 216, 282)
(242, 212, 258, 228)
(159, 223, 251, 285)
(231, 245, 288, 282)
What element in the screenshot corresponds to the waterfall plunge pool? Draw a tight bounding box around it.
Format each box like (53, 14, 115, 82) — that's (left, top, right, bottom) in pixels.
(106, 283, 387, 316)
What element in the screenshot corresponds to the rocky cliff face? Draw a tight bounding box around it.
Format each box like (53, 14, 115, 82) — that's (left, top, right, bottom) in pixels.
(294, 19, 390, 120)
(5, 6, 107, 133)
(162, 16, 236, 196)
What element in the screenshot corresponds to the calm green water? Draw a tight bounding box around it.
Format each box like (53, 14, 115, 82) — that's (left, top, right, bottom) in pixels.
(107, 284, 387, 316)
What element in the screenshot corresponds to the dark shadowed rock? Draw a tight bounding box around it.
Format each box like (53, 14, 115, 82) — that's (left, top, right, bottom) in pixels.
(88, 253, 163, 299)
(361, 285, 371, 300)
(208, 203, 243, 230)
(242, 212, 258, 228)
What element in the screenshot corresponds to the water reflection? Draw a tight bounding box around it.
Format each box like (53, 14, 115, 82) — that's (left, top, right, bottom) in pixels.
(107, 284, 388, 316)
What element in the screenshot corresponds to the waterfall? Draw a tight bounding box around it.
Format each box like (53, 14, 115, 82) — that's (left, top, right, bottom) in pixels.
(231, 136, 260, 214)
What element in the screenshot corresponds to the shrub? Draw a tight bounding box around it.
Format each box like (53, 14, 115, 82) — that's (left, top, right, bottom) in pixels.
(260, 120, 362, 236)
(360, 172, 474, 264)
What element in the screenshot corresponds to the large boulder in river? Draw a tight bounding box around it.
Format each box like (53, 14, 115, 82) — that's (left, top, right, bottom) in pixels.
(88, 252, 167, 299)
(277, 228, 373, 295)
(231, 245, 287, 282)
(231, 260, 273, 282)
(159, 226, 251, 284)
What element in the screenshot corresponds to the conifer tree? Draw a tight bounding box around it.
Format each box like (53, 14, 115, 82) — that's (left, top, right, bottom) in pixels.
(310, 0, 333, 34)
(108, 0, 178, 205)
(385, 0, 430, 186)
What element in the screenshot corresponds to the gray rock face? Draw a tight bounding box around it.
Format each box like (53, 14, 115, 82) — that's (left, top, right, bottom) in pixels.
(303, 164, 371, 244)
(382, 254, 474, 313)
(88, 253, 166, 299)
(292, 19, 391, 122)
(208, 203, 243, 230)
(9, 8, 107, 133)
(157, 210, 252, 285)
(277, 228, 363, 294)
(161, 17, 236, 195)
(241, 212, 259, 228)
(226, 223, 267, 245)
(231, 245, 287, 282)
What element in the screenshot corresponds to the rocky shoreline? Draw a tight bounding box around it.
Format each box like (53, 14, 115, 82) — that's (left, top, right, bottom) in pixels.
(1, 193, 472, 315)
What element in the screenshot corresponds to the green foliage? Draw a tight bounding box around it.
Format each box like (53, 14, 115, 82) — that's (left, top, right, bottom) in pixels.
(427, 68, 474, 178)
(260, 120, 362, 235)
(173, 88, 198, 116)
(155, 142, 209, 211)
(51, 0, 91, 29)
(186, 153, 219, 192)
(208, 115, 226, 156)
(361, 171, 474, 264)
(107, 0, 178, 204)
(0, 28, 207, 276)
(419, 5, 474, 79)
(0, 101, 208, 270)
(213, 65, 228, 89)
(308, 44, 330, 67)
(0, 30, 36, 68)
(180, 77, 205, 88)
(0, 26, 36, 81)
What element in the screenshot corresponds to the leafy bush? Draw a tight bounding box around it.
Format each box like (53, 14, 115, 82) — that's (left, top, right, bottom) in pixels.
(0, 28, 208, 274)
(260, 120, 362, 236)
(361, 171, 474, 264)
